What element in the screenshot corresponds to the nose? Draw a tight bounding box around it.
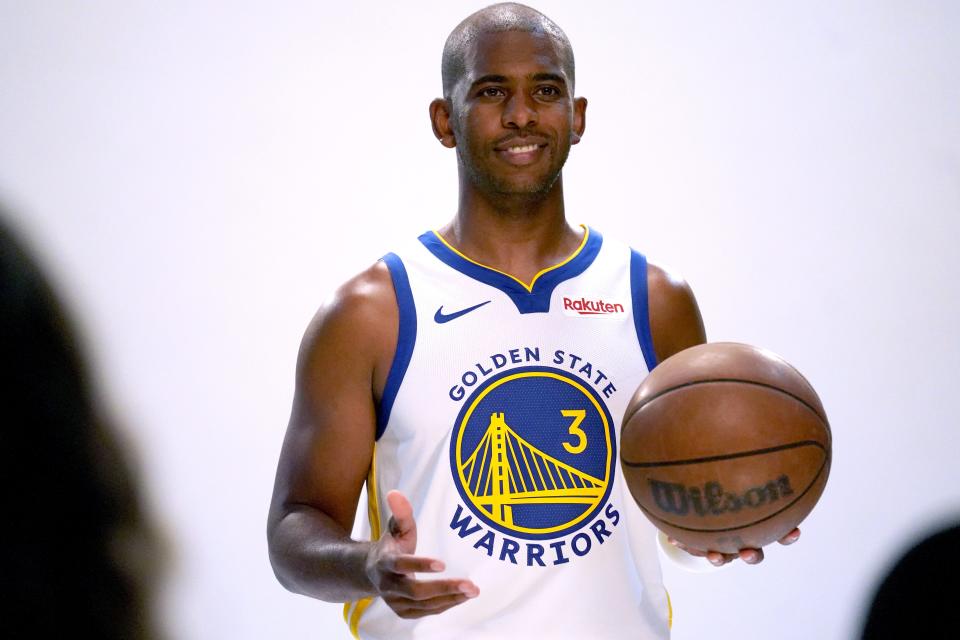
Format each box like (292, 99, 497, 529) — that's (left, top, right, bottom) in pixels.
(502, 92, 538, 130)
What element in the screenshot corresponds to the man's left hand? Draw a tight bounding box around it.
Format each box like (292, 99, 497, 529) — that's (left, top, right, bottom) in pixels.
(668, 528, 801, 566)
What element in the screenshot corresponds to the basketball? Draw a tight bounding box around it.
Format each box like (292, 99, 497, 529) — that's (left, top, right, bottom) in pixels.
(620, 342, 831, 554)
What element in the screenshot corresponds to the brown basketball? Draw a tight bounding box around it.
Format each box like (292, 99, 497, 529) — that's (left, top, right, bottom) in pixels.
(620, 342, 831, 554)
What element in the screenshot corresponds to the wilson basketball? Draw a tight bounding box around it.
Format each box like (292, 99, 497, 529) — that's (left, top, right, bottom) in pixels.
(620, 342, 831, 554)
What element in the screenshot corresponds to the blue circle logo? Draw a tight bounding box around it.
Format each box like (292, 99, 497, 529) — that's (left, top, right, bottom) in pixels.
(450, 366, 616, 540)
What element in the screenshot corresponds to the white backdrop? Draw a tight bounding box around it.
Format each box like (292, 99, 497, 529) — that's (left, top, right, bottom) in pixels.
(2, 2, 958, 639)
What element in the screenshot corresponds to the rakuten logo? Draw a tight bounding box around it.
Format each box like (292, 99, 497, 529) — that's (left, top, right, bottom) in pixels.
(562, 296, 626, 316)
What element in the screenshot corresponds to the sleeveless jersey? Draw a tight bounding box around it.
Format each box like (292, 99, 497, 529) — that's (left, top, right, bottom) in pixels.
(343, 227, 671, 639)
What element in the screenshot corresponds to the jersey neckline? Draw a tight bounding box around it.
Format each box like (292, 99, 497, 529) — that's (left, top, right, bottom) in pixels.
(417, 225, 603, 314)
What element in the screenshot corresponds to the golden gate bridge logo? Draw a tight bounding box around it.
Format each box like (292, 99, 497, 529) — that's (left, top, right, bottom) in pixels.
(451, 368, 615, 538)
(460, 411, 606, 526)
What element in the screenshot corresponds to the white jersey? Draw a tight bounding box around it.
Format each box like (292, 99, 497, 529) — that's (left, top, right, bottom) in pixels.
(343, 226, 671, 639)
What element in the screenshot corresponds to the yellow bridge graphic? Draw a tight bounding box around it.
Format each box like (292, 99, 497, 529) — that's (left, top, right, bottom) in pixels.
(460, 412, 606, 527)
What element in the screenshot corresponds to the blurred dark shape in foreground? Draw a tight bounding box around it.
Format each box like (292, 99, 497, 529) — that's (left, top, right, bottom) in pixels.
(860, 521, 960, 639)
(0, 212, 161, 638)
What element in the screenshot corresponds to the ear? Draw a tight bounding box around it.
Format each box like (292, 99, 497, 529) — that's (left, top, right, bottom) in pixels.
(571, 96, 587, 145)
(429, 98, 457, 148)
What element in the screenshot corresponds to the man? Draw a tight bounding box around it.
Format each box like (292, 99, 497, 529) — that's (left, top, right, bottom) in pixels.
(267, 4, 798, 638)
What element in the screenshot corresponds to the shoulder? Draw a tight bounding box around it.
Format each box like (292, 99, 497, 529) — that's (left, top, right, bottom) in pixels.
(297, 260, 398, 397)
(645, 261, 706, 363)
(326, 260, 396, 325)
(645, 261, 694, 308)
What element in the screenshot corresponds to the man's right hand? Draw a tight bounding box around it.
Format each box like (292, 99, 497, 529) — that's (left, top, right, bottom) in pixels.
(365, 490, 480, 619)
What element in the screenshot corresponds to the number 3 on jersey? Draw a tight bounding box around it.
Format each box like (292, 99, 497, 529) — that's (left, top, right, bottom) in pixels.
(562, 409, 587, 454)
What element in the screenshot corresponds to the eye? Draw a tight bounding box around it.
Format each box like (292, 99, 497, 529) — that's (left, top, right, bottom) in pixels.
(478, 86, 505, 98)
(535, 85, 562, 98)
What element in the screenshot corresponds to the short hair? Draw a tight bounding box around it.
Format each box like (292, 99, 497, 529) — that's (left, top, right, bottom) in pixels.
(441, 3, 575, 98)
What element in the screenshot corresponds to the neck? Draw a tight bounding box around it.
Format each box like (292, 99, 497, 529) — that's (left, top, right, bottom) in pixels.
(439, 174, 583, 285)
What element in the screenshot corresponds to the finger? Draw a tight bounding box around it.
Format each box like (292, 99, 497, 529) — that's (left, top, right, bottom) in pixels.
(389, 593, 473, 619)
(706, 551, 737, 566)
(391, 584, 479, 608)
(387, 490, 413, 524)
(381, 575, 479, 601)
(778, 528, 801, 545)
(380, 554, 445, 575)
(738, 548, 764, 565)
(386, 490, 417, 550)
(667, 537, 705, 557)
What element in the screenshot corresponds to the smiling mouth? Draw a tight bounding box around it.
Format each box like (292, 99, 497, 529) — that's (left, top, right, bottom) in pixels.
(505, 143, 541, 154)
(496, 141, 548, 166)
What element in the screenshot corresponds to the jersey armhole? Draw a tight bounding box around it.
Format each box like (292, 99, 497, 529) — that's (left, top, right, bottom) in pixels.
(376, 253, 417, 440)
(630, 250, 659, 371)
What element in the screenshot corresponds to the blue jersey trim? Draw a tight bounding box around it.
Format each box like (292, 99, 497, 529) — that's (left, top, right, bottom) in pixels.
(417, 228, 603, 314)
(630, 250, 659, 371)
(377, 253, 417, 440)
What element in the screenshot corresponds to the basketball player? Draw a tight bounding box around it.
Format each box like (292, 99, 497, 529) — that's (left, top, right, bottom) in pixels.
(268, 4, 799, 638)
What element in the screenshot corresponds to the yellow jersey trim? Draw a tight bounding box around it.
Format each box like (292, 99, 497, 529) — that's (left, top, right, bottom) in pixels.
(667, 588, 673, 629)
(349, 598, 374, 638)
(367, 450, 382, 540)
(431, 225, 589, 293)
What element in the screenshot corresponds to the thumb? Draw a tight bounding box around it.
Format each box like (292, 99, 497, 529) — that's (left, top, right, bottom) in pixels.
(385, 490, 417, 553)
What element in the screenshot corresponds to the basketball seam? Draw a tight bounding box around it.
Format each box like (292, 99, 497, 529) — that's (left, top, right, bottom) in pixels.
(635, 456, 830, 534)
(623, 378, 829, 427)
(621, 440, 826, 468)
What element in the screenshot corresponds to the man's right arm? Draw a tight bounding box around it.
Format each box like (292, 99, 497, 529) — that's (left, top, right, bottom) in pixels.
(266, 261, 478, 615)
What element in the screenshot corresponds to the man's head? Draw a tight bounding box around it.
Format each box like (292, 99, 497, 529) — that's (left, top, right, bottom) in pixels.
(430, 3, 586, 201)
(441, 3, 575, 100)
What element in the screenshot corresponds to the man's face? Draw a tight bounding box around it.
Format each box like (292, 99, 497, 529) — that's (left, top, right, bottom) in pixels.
(448, 30, 586, 198)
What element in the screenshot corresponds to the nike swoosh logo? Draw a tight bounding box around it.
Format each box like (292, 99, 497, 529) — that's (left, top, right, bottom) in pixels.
(434, 300, 492, 324)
